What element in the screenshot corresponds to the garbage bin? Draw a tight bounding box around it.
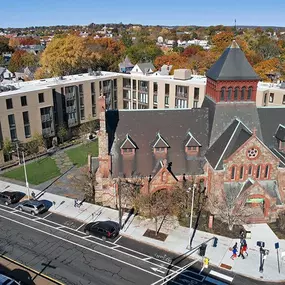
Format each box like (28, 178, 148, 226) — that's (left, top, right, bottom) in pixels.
(199, 243, 207, 256)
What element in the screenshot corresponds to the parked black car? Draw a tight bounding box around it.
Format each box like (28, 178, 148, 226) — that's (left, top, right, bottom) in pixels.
(84, 221, 120, 239)
(0, 191, 22, 206)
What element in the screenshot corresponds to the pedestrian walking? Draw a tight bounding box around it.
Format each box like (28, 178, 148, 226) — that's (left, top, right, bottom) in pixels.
(74, 198, 78, 207)
(238, 244, 245, 259)
(242, 241, 248, 256)
(230, 242, 238, 260)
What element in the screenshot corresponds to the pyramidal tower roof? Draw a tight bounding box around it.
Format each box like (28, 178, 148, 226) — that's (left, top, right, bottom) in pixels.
(206, 40, 260, 81)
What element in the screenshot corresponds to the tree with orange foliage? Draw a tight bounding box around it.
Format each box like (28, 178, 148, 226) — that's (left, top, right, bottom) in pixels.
(154, 53, 190, 74)
(254, 58, 280, 81)
(182, 45, 203, 57)
(8, 50, 39, 73)
(211, 31, 234, 52)
(9, 38, 20, 49)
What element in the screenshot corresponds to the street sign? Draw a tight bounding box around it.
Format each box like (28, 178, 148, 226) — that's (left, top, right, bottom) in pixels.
(275, 242, 280, 249)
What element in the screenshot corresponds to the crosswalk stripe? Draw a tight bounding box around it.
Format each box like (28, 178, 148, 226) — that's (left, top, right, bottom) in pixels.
(209, 270, 233, 282)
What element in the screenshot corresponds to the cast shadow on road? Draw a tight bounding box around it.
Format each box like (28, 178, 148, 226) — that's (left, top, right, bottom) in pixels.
(0, 263, 35, 285)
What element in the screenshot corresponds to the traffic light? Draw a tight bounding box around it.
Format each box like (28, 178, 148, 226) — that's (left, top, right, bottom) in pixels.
(199, 243, 207, 256)
(213, 237, 218, 247)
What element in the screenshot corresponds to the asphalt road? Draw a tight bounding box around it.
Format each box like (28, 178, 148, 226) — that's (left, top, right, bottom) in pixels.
(0, 201, 280, 285)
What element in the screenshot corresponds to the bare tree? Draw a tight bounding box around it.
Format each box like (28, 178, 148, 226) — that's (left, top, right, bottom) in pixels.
(70, 166, 97, 203)
(208, 186, 251, 231)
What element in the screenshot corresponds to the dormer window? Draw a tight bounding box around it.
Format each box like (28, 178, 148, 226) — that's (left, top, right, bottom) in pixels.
(120, 134, 137, 156)
(185, 132, 201, 156)
(153, 133, 169, 154)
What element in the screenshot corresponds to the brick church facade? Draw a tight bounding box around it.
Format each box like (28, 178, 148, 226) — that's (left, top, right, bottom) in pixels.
(96, 41, 285, 222)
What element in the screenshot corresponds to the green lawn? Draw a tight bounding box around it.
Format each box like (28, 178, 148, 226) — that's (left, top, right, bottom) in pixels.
(2, 157, 60, 185)
(65, 140, 98, 167)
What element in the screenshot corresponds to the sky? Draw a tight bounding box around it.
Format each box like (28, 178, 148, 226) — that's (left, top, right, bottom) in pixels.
(1, 0, 285, 28)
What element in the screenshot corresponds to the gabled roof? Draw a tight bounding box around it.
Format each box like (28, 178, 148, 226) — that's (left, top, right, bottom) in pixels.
(206, 40, 260, 81)
(120, 134, 137, 149)
(119, 56, 134, 69)
(153, 133, 170, 148)
(270, 148, 285, 167)
(275, 124, 285, 142)
(205, 119, 252, 170)
(185, 131, 201, 147)
(136, 62, 155, 73)
(258, 107, 285, 149)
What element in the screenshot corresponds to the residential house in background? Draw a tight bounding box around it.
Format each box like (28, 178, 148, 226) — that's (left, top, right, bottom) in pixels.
(130, 63, 155, 75)
(0, 68, 14, 81)
(118, 56, 134, 73)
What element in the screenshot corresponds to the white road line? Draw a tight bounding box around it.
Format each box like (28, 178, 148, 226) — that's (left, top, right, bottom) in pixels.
(75, 223, 85, 231)
(209, 270, 234, 282)
(0, 213, 162, 278)
(43, 212, 53, 219)
(144, 257, 152, 261)
(113, 236, 122, 244)
(112, 245, 120, 249)
(0, 205, 182, 272)
(83, 235, 91, 239)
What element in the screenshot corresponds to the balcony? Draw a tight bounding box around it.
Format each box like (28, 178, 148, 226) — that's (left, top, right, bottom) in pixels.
(66, 93, 76, 100)
(41, 114, 52, 122)
(42, 127, 55, 137)
(138, 86, 148, 92)
(103, 86, 112, 93)
(66, 106, 76, 113)
(123, 84, 131, 89)
(176, 92, 188, 98)
(68, 118, 78, 127)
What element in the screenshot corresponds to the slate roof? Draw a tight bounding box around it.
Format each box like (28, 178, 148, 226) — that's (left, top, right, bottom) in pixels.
(185, 132, 201, 147)
(106, 108, 209, 177)
(275, 124, 285, 142)
(202, 96, 263, 146)
(120, 134, 137, 149)
(258, 107, 285, 149)
(205, 119, 252, 170)
(224, 179, 282, 205)
(206, 41, 260, 81)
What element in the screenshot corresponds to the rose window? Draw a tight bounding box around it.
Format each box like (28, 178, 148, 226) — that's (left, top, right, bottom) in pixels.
(247, 148, 259, 159)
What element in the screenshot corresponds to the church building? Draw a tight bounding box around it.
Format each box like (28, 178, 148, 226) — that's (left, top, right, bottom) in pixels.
(96, 41, 285, 222)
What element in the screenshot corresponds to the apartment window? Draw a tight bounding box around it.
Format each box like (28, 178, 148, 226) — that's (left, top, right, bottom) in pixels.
(175, 98, 187, 108)
(165, 96, 169, 105)
(193, 101, 198, 108)
(38, 93, 44, 103)
(165, 84, 170, 95)
(153, 82, 158, 93)
(91, 82, 95, 94)
(61, 87, 64, 95)
(227, 87, 232, 101)
(132, 80, 136, 90)
(269, 93, 274, 103)
(241, 87, 246, 100)
(132, 91, 136, 100)
(139, 80, 148, 92)
(194, 87, 199, 100)
(113, 79, 117, 89)
(239, 166, 244, 179)
(220, 87, 225, 101)
(256, 165, 261, 178)
(21, 96, 27, 106)
(22, 111, 31, 138)
(234, 87, 239, 101)
(153, 94, 158, 103)
(133, 102, 137, 109)
(80, 108, 85, 120)
(138, 93, 148, 104)
(247, 86, 253, 100)
(123, 78, 131, 88)
(6, 98, 13, 109)
(231, 166, 236, 180)
(279, 141, 285, 151)
(176, 85, 188, 97)
(8, 114, 17, 141)
(283, 95, 285, 104)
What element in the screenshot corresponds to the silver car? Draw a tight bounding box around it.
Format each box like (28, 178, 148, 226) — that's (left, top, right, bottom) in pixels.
(17, 200, 46, 216)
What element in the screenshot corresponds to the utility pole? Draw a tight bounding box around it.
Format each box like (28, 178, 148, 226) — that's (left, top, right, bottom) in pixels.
(118, 177, 122, 229)
(22, 151, 30, 199)
(275, 242, 280, 274)
(188, 185, 196, 249)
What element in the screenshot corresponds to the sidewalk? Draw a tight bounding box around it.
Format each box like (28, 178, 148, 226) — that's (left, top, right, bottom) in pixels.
(1, 180, 285, 282)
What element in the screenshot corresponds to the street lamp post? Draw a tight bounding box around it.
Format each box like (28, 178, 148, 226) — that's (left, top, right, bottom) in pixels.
(22, 151, 30, 199)
(188, 184, 196, 249)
